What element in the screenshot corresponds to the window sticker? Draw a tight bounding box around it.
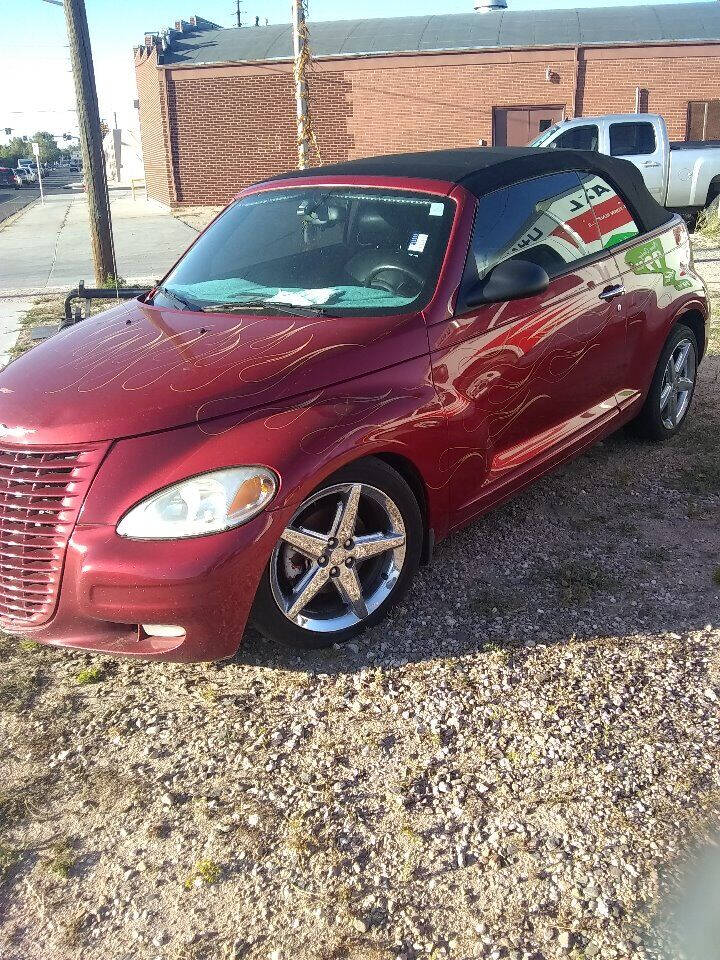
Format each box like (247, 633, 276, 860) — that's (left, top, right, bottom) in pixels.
(408, 232, 429, 253)
(429, 203, 445, 217)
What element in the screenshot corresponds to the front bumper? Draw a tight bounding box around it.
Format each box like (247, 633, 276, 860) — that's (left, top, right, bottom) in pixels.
(13, 511, 282, 662)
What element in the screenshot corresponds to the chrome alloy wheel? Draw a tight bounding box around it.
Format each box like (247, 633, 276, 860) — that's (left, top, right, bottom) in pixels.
(270, 482, 407, 633)
(659, 338, 696, 430)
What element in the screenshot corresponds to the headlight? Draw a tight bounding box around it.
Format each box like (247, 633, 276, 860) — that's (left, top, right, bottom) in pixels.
(116, 467, 277, 540)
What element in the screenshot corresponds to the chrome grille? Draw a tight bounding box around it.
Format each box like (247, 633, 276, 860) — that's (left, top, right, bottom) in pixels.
(0, 444, 104, 628)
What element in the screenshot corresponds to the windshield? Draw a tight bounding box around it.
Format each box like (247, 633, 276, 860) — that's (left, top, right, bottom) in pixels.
(528, 125, 560, 147)
(153, 187, 455, 316)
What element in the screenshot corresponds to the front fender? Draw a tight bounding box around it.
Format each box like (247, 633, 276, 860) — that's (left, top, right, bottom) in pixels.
(80, 356, 451, 540)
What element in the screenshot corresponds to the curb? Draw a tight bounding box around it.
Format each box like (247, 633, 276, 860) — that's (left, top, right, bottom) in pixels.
(0, 196, 40, 233)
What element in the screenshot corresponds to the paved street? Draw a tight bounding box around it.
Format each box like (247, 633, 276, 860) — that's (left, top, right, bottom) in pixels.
(0, 187, 199, 295)
(0, 170, 76, 225)
(0, 186, 37, 225)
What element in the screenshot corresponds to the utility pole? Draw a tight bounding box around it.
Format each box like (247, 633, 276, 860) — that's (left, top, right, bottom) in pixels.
(234, 0, 243, 27)
(292, 0, 311, 169)
(62, 0, 116, 284)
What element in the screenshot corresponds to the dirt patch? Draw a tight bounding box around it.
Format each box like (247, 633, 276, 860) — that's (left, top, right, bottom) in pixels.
(0, 265, 718, 960)
(172, 205, 225, 234)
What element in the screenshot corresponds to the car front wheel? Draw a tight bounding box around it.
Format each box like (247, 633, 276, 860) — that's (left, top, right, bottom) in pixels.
(631, 322, 698, 441)
(252, 458, 422, 649)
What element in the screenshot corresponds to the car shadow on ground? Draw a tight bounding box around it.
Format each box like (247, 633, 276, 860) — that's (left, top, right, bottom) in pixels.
(228, 410, 720, 678)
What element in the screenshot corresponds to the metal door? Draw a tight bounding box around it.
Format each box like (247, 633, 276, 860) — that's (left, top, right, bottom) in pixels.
(493, 106, 565, 146)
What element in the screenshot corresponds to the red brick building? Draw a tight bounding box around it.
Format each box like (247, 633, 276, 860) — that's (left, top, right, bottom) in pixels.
(134, 2, 720, 207)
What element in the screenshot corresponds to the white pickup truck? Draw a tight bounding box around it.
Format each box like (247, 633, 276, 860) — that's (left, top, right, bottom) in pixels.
(531, 113, 720, 218)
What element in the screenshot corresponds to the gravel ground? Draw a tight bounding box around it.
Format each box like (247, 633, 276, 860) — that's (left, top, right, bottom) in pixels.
(0, 263, 718, 960)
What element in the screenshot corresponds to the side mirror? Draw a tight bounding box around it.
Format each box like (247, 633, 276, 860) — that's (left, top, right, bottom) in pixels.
(462, 259, 550, 309)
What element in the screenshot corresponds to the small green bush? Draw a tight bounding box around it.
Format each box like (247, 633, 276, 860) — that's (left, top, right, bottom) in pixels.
(76, 665, 103, 685)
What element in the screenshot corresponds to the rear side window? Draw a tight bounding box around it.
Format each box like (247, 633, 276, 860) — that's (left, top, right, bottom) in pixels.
(549, 125, 599, 152)
(580, 175, 641, 249)
(609, 122, 656, 157)
(460, 172, 605, 296)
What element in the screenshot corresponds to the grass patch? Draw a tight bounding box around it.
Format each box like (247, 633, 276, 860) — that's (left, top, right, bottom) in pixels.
(556, 560, 618, 606)
(0, 780, 48, 833)
(7, 295, 65, 361)
(46, 839, 77, 879)
(7, 293, 121, 362)
(284, 814, 317, 860)
(707, 295, 720, 354)
(695, 203, 720, 244)
(59, 909, 88, 948)
(472, 586, 525, 617)
(75, 665, 104, 685)
(183, 857, 221, 890)
(713, 567, 720, 588)
(0, 669, 42, 711)
(0, 843, 21, 884)
(0, 790, 34, 831)
(674, 414, 720, 496)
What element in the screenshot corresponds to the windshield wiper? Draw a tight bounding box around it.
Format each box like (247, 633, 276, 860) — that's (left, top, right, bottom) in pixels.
(154, 285, 204, 312)
(202, 299, 334, 318)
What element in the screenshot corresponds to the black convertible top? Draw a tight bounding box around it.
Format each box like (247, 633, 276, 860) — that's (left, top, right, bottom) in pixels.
(266, 147, 673, 233)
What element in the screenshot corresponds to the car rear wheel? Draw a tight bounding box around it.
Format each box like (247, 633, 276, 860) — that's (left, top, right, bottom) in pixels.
(631, 322, 698, 441)
(252, 458, 422, 650)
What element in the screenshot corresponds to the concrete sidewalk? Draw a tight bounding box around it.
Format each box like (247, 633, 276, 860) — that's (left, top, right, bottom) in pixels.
(0, 297, 32, 367)
(0, 190, 199, 295)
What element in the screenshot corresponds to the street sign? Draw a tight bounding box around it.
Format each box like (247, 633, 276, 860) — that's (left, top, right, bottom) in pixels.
(32, 143, 45, 205)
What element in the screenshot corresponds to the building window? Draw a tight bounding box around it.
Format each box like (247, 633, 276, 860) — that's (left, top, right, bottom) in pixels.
(687, 101, 720, 142)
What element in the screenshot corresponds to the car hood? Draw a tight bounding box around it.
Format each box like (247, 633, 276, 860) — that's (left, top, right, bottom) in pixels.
(0, 299, 428, 446)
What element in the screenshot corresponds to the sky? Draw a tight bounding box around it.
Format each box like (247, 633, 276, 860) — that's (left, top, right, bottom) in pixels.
(0, 0, 715, 145)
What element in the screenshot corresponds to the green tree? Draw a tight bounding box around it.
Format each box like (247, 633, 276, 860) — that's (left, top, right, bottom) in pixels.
(0, 136, 30, 168)
(32, 131, 60, 165)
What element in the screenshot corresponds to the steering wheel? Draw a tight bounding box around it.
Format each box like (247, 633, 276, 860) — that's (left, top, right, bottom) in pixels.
(366, 263, 424, 297)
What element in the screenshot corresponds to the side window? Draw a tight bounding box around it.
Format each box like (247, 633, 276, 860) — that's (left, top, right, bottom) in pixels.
(609, 122, 656, 157)
(459, 172, 604, 302)
(580, 175, 641, 249)
(549, 125, 599, 152)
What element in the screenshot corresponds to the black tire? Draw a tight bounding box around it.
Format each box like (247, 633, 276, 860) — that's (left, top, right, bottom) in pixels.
(630, 322, 698, 441)
(252, 457, 423, 650)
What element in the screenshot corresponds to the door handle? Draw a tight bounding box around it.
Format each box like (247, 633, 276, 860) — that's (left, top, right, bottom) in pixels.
(598, 283, 625, 302)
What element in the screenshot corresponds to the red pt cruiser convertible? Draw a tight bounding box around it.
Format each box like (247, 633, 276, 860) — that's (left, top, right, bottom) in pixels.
(0, 148, 708, 660)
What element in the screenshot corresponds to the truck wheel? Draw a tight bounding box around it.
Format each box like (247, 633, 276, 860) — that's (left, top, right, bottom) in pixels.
(630, 323, 698, 442)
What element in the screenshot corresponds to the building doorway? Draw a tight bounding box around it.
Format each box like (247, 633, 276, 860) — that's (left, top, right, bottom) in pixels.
(493, 106, 565, 146)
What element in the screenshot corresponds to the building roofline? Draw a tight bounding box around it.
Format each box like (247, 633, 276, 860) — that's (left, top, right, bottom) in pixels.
(146, 2, 720, 68)
(153, 36, 720, 73)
